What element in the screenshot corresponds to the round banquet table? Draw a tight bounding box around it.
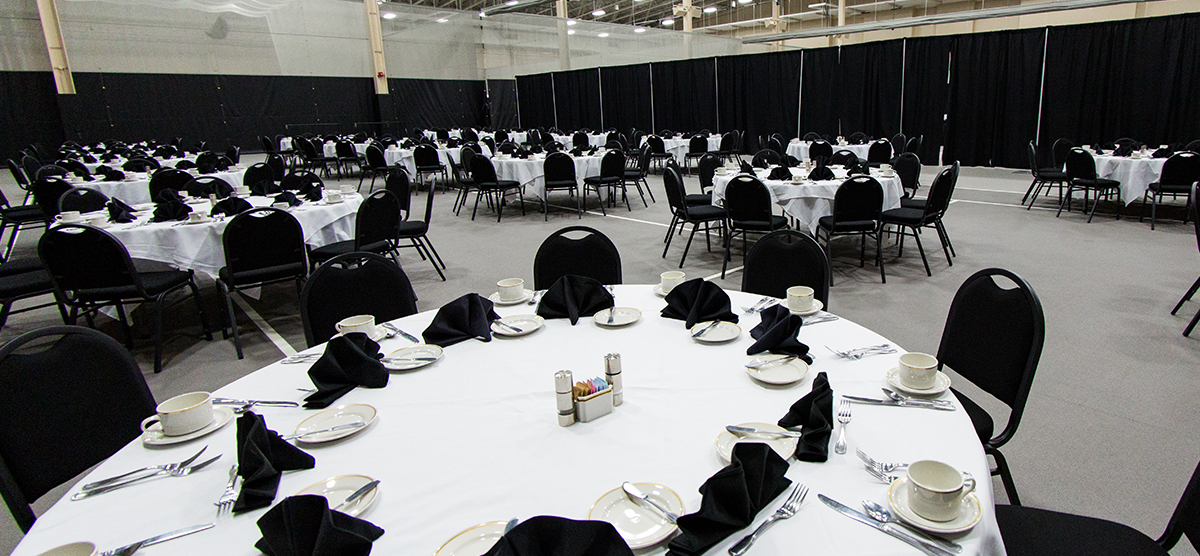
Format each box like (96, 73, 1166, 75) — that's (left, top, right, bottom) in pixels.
(786, 142, 872, 162)
(11, 286, 1005, 556)
(642, 136, 723, 162)
(552, 133, 608, 149)
(491, 153, 604, 201)
(1093, 154, 1166, 206)
(74, 168, 248, 206)
(712, 167, 904, 235)
(82, 156, 195, 174)
(385, 144, 494, 177)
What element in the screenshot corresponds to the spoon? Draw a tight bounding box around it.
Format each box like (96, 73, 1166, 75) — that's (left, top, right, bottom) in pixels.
(881, 388, 954, 407)
(861, 500, 962, 554)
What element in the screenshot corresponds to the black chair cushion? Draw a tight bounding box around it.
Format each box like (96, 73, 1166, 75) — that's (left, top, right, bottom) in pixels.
(817, 215, 877, 233)
(950, 387, 994, 443)
(219, 262, 306, 288)
(0, 268, 53, 298)
(685, 205, 727, 221)
(584, 176, 622, 185)
(995, 504, 1167, 556)
(478, 180, 520, 190)
(1, 205, 47, 224)
(881, 207, 927, 225)
(733, 215, 788, 232)
(1074, 178, 1121, 188)
(75, 270, 191, 302)
(685, 193, 713, 206)
(544, 180, 576, 189)
(1148, 181, 1191, 194)
(1039, 169, 1068, 180)
(0, 258, 46, 279)
(900, 198, 927, 210)
(396, 221, 429, 236)
(310, 239, 392, 262)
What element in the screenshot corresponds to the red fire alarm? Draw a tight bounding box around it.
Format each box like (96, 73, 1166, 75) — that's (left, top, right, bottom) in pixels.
(377, 71, 385, 78)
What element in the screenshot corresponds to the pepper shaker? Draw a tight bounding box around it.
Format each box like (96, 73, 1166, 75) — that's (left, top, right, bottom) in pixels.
(605, 353, 623, 406)
(555, 370, 575, 427)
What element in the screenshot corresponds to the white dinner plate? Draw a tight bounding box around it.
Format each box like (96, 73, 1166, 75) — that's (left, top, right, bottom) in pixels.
(292, 404, 377, 443)
(886, 367, 952, 396)
(491, 315, 544, 337)
(746, 356, 809, 385)
(434, 521, 508, 556)
(141, 406, 234, 446)
(690, 321, 741, 344)
(488, 289, 534, 306)
(788, 299, 824, 317)
(715, 422, 796, 463)
(383, 344, 443, 371)
(593, 307, 642, 328)
(333, 326, 387, 342)
(888, 477, 982, 534)
(588, 483, 683, 549)
(296, 474, 379, 517)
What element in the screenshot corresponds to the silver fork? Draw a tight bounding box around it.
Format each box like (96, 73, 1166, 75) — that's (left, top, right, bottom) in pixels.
(864, 465, 900, 483)
(214, 464, 239, 518)
(856, 448, 908, 473)
(740, 296, 771, 313)
(834, 400, 851, 455)
(728, 484, 809, 555)
(72, 455, 221, 500)
(80, 446, 207, 491)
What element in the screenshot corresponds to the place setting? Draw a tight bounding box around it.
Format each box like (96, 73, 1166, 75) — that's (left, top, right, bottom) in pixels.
(842, 352, 956, 410)
(488, 277, 534, 306)
(659, 277, 742, 344)
(138, 392, 236, 446)
(852, 449, 982, 539)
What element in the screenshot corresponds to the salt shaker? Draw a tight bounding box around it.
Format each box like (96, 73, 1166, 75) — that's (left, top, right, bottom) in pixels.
(555, 370, 575, 427)
(605, 353, 623, 406)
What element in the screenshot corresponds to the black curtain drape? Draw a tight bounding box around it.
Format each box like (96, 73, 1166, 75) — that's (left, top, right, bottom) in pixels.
(717, 51, 802, 144)
(553, 68, 601, 131)
(1, 72, 64, 161)
(798, 47, 839, 140)
(488, 79, 518, 130)
(388, 78, 486, 131)
(516, 73, 555, 130)
(650, 58, 717, 135)
(1040, 13, 1200, 149)
(943, 28, 1045, 168)
(902, 36, 955, 165)
(836, 40, 904, 141)
(600, 63, 652, 134)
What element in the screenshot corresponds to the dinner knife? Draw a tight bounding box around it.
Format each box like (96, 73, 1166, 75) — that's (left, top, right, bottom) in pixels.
(379, 356, 439, 364)
(622, 482, 679, 524)
(333, 479, 380, 512)
(842, 395, 956, 411)
(283, 422, 367, 440)
(691, 321, 721, 338)
(104, 522, 215, 555)
(725, 425, 804, 438)
(492, 320, 525, 334)
(745, 355, 798, 369)
(818, 494, 954, 556)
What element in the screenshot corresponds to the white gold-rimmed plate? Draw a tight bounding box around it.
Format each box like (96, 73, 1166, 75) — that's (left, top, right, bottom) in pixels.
(788, 299, 824, 317)
(690, 321, 741, 344)
(383, 344, 443, 371)
(296, 474, 379, 517)
(886, 367, 952, 396)
(715, 422, 796, 463)
(434, 521, 508, 556)
(888, 477, 982, 534)
(588, 483, 684, 549)
(292, 404, 376, 443)
(593, 307, 642, 328)
(488, 289, 534, 306)
(491, 314, 544, 337)
(142, 406, 234, 446)
(746, 356, 809, 385)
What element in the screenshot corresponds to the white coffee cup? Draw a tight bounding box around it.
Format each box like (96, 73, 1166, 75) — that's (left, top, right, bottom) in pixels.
(271, 202, 290, 210)
(786, 285, 815, 312)
(85, 215, 108, 227)
(141, 392, 214, 437)
(336, 314, 376, 336)
(898, 352, 939, 389)
(497, 278, 525, 302)
(881, 163, 892, 173)
(340, 185, 357, 194)
(36, 542, 97, 556)
(906, 460, 976, 521)
(58, 211, 83, 223)
(325, 190, 344, 203)
(235, 186, 251, 196)
(660, 271, 685, 293)
(187, 212, 208, 223)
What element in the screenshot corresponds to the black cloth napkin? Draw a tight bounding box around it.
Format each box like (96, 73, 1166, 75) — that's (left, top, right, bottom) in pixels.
(197, 162, 217, 174)
(251, 180, 282, 196)
(666, 443, 792, 556)
(1113, 144, 1134, 157)
(785, 155, 800, 167)
(298, 182, 323, 202)
(739, 160, 755, 174)
(185, 178, 233, 198)
(767, 166, 792, 181)
(274, 191, 302, 207)
(211, 196, 252, 217)
(97, 166, 125, 181)
(483, 516, 633, 556)
(81, 154, 97, 163)
(776, 371, 834, 462)
(807, 157, 834, 181)
(106, 198, 136, 223)
(233, 412, 316, 514)
(151, 190, 193, 222)
(303, 333, 389, 410)
(746, 305, 813, 364)
(536, 275, 614, 325)
(1153, 148, 1173, 158)
(422, 293, 499, 348)
(255, 495, 384, 556)
(660, 278, 739, 329)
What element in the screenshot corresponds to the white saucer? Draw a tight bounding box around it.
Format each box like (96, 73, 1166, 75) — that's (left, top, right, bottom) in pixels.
(886, 367, 952, 396)
(142, 406, 234, 445)
(333, 326, 387, 343)
(746, 356, 809, 385)
(690, 321, 741, 344)
(652, 284, 671, 297)
(888, 477, 982, 534)
(182, 217, 213, 225)
(292, 403, 376, 443)
(384, 344, 443, 371)
(788, 299, 824, 317)
(716, 422, 796, 463)
(594, 307, 642, 328)
(296, 474, 379, 517)
(488, 289, 533, 306)
(491, 314, 544, 337)
(588, 483, 683, 549)
(435, 521, 508, 556)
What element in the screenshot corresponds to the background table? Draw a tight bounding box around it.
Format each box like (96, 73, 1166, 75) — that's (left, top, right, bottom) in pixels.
(642, 136, 723, 162)
(385, 145, 493, 177)
(10, 286, 1003, 556)
(786, 142, 872, 162)
(552, 133, 607, 148)
(1093, 154, 1166, 205)
(76, 168, 248, 205)
(492, 154, 603, 200)
(713, 168, 904, 234)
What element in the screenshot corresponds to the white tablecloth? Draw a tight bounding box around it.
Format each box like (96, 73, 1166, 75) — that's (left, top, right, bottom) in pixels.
(786, 142, 872, 162)
(74, 168, 248, 206)
(9, 286, 1003, 556)
(492, 154, 604, 200)
(713, 168, 904, 234)
(644, 136, 723, 161)
(1093, 155, 1166, 206)
(321, 142, 368, 159)
(553, 133, 608, 149)
(385, 145, 493, 177)
(481, 131, 527, 145)
(82, 156, 194, 174)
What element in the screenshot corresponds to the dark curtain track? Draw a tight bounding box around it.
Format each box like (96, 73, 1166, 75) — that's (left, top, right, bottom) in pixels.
(717, 51, 802, 142)
(836, 40, 904, 141)
(516, 73, 555, 129)
(488, 79, 518, 130)
(553, 68, 602, 132)
(798, 46, 839, 139)
(902, 35, 955, 165)
(651, 58, 718, 134)
(600, 63, 652, 133)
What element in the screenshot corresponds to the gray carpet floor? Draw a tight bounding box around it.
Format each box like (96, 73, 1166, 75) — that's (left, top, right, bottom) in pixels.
(1, 157, 1198, 555)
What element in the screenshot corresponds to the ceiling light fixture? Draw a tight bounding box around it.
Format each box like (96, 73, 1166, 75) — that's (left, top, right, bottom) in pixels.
(567, 18, 577, 24)
(437, 17, 449, 22)
(703, 6, 717, 12)
(737, 0, 752, 4)
(598, 31, 609, 36)
(661, 17, 674, 24)
(567, 28, 576, 34)
(381, 11, 397, 18)
(592, 8, 606, 15)
(634, 26, 647, 32)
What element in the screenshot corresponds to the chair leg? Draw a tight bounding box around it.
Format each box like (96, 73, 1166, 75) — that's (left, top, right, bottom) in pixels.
(721, 228, 734, 279)
(422, 235, 446, 270)
(221, 282, 244, 359)
(937, 220, 956, 257)
(662, 220, 679, 259)
(1151, 191, 1159, 230)
(1056, 185, 1073, 218)
(153, 295, 166, 373)
(680, 224, 700, 268)
(1185, 308, 1200, 337)
(114, 302, 134, 347)
(642, 177, 655, 203)
(664, 215, 680, 243)
(875, 230, 886, 284)
(933, 221, 953, 266)
(1173, 276, 1200, 315)
(911, 225, 931, 276)
(988, 446, 1021, 506)
(418, 238, 447, 280)
(1021, 177, 1038, 205)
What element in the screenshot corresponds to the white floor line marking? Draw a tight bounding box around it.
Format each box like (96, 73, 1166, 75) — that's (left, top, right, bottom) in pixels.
(231, 294, 297, 356)
(705, 266, 742, 281)
(958, 187, 1029, 195)
(543, 203, 673, 228)
(955, 199, 1058, 212)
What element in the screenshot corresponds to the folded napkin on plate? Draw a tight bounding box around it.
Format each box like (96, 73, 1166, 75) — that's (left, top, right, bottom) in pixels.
(197, 162, 217, 175)
(81, 154, 97, 163)
(746, 305, 813, 363)
(255, 495, 384, 556)
(1153, 147, 1173, 159)
(666, 443, 792, 556)
(422, 293, 499, 348)
(767, 166, 792, 181)
(106, 198, 137, 224)
(1113, 144, 1134, 157)
(211, 196, 252, 217)
(97, 167, 125, 181)
(807, 158, 834, 181)
(303, 333, 389, 410)
(569, 147, 586, 157)
(233, 412, 316, 514)
(484, 516, 633, 556)
(786, 155, 801, 167)
(739, 160, 755, 174)
(251, 180, 282, 196)
(536, 275, 614, 325)
(776, 371, 833, 462)
(661, 278, 739, 329)
(174, 159, 195, 170)
(298, 182, 323, 202)
(274, 191, 302, 207)
(151, 191, 193, 222)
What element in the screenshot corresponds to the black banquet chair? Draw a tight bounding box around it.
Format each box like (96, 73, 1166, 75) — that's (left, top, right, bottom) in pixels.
(662, 163, 726, 268)
(816, 175, 886, 284)
(880, 162, 959, 277)
(0, 325, 156, 532)
(937, 267, 1045, 506)
(684, 135, 709, 174)
(809, 140, 833, 162)
(533, 226, 622, 290)
(218, 207, 309, 359)
(1059, 148, 1123, 223)
(394, 170, 447, 281)
(299, 252, 417, 347)
(57, 186, 109, 214)
(542, 152, 580, 220)
(0, 186, 49, 260)
(583, 150, 630, 215)
(469, 155, 525, 222)
(308, 190, 402, 267)
(1171, 183, 1200, 337)
(38, 224, 213, 373)
(0, 258, 66, 330)
(741, 229, 830, 308)
(1023, 141, 1069, 209)
(867, 139, 892, 167)
(721, 174, 788, 279)
(1140, 151, 1200, 230)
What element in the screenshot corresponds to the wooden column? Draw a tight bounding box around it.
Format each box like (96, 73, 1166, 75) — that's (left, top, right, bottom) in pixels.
(36, 0, 75, 94)
(364, 0, 389, 94)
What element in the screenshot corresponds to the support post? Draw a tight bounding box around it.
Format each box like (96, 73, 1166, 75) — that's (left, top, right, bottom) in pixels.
(364, 0, 389, 94)
(557, 0, 570, 70)
(36, 0, 74, 94)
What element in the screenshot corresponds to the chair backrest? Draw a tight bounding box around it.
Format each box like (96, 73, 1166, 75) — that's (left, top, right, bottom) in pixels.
(225, 145, 240, 164)
(38, 224, 144, 295)
(122, 158, 159, 172)
(58, 187, 109, 214)
(497, 141, 517, 155)
(768, 137, 785, 158)
(470, 154, 499, 184)
(7, 159, 29, 187)
(300, 252, 417, 347)
(848, 131, 868, 144)
(922, 164, 958, 220)
(1155, 457, 1200, 551)
(599, 150, 626, 179)
(0, 326, 155, 532)
(260, 135, 276, 154)
(355, 190, 401, 248)
(462, 129, 479, 142)
(890, 133, 906, 155)
(280, 170, 321, 192)
(894, 152, 921, 195)
(1065, 148, 1098, 181)
(56, 159, 88, 176)
(742, 229, 831, 306)
(385, 169, 412, 214)
(30, 178, 72, 218)
(1160, 151, 1200, 187)
(830, 176, 884, 223)
(481, 136, 497, 152)
(222, 207, 307, 284)
(186, 176, 234, 198)
(365, 144, 387, 170)
(698, 153, 720, 192)
(904, 135, 922, 154)
(533, 226, 622, 290)
(725, 175, 775, 226)
(1027, 141, 1041, 175)
(244, 163, 274, 188)
(543, 152, 576, 182)
(719, 132, 736, 152)
(1052, 138, 1074, 168)
(868, 140, 892, 163)
(831, 150, 859, 167)
(751, 149, 781, 168)
(414, 144, 441, 167)
(35, 165, 68, 181)
(335, 140, 356, 158)
(803, 132, 821, 141)
(148, 168, 191, 200)
(662, 164, 688, 214)
(689, 135, 709, 154)
(809, 141, 833, 161)
(572, 132, 589, 149)
(21, 155, 41, 179)
(266, 154, 285, 180)
(647, 136, 666, 154)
